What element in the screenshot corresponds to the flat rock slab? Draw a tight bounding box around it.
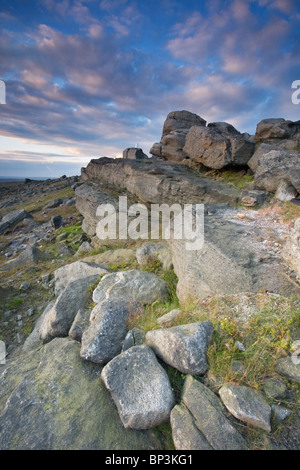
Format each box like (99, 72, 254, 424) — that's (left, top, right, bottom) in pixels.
(170, 404, 213, 450)
(0, 209, 33, 234)
(80, 300, 142, 364)
(145, 321, 213, 375)
(92, 269, 169, 305)
(101, 345, 175, 430)
(219, 384, 271, 432)
(178, 376, 248, 450)
(0, 338, 160, 450)
(275, 357, 300, 384)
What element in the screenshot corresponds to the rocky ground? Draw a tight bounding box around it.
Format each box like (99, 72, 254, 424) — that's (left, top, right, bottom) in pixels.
(0, 111, 300, 451)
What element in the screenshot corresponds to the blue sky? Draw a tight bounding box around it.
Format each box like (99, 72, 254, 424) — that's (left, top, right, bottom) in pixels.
(0, 0, 299, 177)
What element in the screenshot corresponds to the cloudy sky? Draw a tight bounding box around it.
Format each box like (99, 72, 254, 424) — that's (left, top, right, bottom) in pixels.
(0, 0, 299, 178)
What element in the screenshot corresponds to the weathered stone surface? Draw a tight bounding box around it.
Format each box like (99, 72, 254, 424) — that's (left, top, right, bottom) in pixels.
(150, 110, 206, 163)
(68, 308, 90, 342)
(169, 205, 300, 303)
(122, 327, 146, 352)
(75, 241, 93, 255)
(263, 378, 287, 399)
(247, 143, 278, 172)
(240, 189, 270, 207)
(275, 356, 300, 384)
(254, 118, 300, 146)
(146, 322, 213, 375)
(250, 147, 300, 193)
(92, 269, 169, 306)
(219, 384, 272, 432)
(0, 244, 50, 272)
(275, 180, 297, 202)
(101, 345, 175, 429)
(80, 300, 142, 364)
(0, 338, 160, 450)
(183, 123, 254, 169)
(123, 148, 148, 160)
(54, 260, 108, 296)
(40, 276, 96, 343)
(181, 376, 248, 450)
(157, 308, 182, 326)
(170, 404, 213, 450)
(282, 218, 300, 278)
(22, 301, 55, 353)
(81, 158, 240, 212)
(136, 241, 173, 270)
(0, 209, 33, 234)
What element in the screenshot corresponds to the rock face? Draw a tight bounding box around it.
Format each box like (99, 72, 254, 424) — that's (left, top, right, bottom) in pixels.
(150, 110, 206, 162)
(219, 384, 272, 432)
(171, 376, 248, 450)
(184, 122, 254, 169)
(169, 205, 300, 303)
(0, 338, 160, 450)
(136, 241, 173, 270)
(0, 209, 33, 234)
(281, 218, 300, 279)
(248, 147, 300, 193)
(145, 322, 213, 375)
(101, 345, 175, 429)
(53, 260, 108, 296)
(254, 118, 300, 147)
(123, 147, 148, 159)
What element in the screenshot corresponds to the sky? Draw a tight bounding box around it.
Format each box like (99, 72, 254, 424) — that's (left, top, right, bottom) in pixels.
(0, 0, 299, 178)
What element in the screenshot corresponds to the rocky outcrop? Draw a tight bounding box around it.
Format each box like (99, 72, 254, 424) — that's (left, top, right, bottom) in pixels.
(169, 205, 300, 303)
(0, 338, 160, 450)
(0, 244, 50, 272)
(150, 110, 206, 162)
(101, 345, 175, 429)
(184, 122, 254, 169)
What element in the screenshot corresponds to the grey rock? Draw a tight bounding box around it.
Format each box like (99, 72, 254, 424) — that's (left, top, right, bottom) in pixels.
(122, 327, 146, 352)
(0, 338, 160, 450)
(181, 376, 248, 450)
(0, 209, 33, 234)
(0, 244, 50, 272)
(75, 241, 93, 256)
(240, 189, 270, 207)
(136, 241, 173, 270)
(170, 404, 213, 450)
(123, 148, 148, 160)
(51, 215, 63, 229)
(101, 345, 175, 429)
(169, 205, 300, 303)
(92, 269, 169, 306)
(219, 384, 272, 432)
(44, 198, 63, 209)
(68, 308, 90, 342)
(263, 377, 287, 399)
(40, 276, 97, 343)
(271, 405, 292, 424)
(275, 179, 297, 202)
(275, 356, 300, 384)
(145, 322, 213, 375)
(254, 118, 300, 146)
(54, 260, 108, 297)
(20, 281, 30, 291)
(80, 300, 142, 364)
(282, 218, 300, 278)
(157, 308, 182, 326)
(22, 302, 55, 353)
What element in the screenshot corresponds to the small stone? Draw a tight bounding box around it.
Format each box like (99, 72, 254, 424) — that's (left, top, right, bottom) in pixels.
(275, 357, 300, 384)
(219, 384, 272, 432)
(235, 340, 245, 352)
(157, 309, 182, 326)
(263, 377, 287, 399)
(20, 282, 30, 291)
(271, 405, 292, 424)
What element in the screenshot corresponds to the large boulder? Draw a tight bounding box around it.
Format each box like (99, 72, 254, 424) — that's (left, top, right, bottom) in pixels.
(150, 110, 206, 163)
(145, 322, 213, 375)
(169, 205, 300, 303)
(183, 122, 254, 169)
(54, 260, 108, 296)
(248, 147, 300, 193)
(101, 345, 175, 429)
(123, 148, 148, 160)
(92, 269, 169, 306)
(254, 118, 300, 147)
(0, 338, 161, 450)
